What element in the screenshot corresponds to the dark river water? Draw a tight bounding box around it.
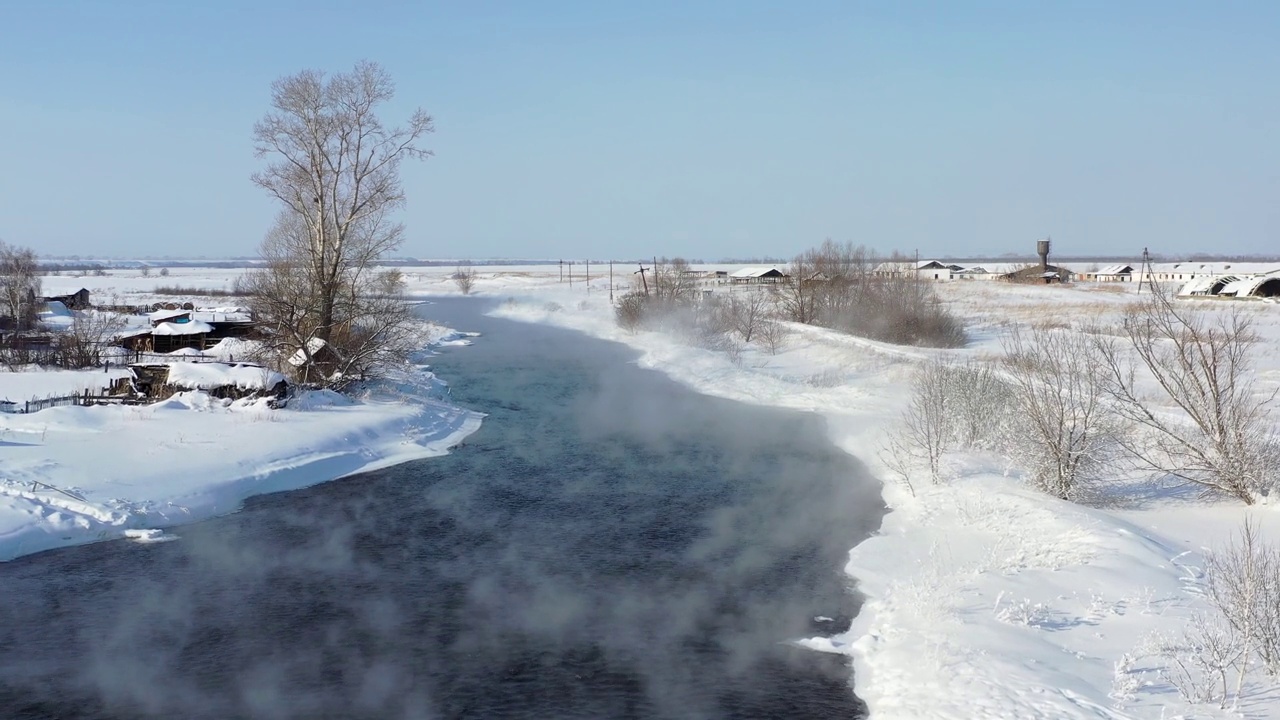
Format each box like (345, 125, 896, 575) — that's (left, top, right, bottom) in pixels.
(0, 298, 884, 719)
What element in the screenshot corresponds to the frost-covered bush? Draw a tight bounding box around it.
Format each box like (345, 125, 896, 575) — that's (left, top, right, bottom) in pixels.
(1150, 614, 1246, 709)
(1205, 519, 1280, 676)
(881, 359, 1016, 491)
(1000, 324, 1124, 502)
(993, 593, 1052, 627)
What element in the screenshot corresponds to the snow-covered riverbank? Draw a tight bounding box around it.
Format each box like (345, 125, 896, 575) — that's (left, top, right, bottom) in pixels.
(0, 327, 483, 562)
(468, 276, 1280, 720)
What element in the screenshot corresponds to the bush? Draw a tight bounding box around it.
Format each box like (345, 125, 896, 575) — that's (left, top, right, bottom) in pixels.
(1001, 324, 1124, 501)
(614, 292, 649, 332)
(1097, 285, 1279, 504)
(777, 241, 967, 348)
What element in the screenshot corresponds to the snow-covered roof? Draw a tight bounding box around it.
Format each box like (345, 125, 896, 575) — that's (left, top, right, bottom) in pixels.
(916, 260, 947, 270)
(287, 337, 332, 367)
(1095, 264, 1133, 276)
(162, 362, 285, 391)
(149, 309, 190, 323)
(1180, 275, 1223, 296)
(729, 267, 785, 279)
(152, 320, 213, 336)
(1217, 275, 1279, 297)
(874, 261, 910, 272)
(41, 300, 71, 317)
(953, 266, 989, 274)
(1147, 261, 1280, 276)
(114, 327, 155, 341)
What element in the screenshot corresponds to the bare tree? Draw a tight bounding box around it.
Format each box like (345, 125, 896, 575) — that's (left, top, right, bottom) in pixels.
(1097, 285, 1278, 504)
(245, 61, 433, 386)
(453, 263, 476, 295)
(159, 267, 170, 277)
(0, 240, 41, 330)
(776, 255, 818, 324)
(1002, 324, 1121, 501)
(242, 212, 417, 386)
(60, 311, 128, 369)
(724, 290, 771, 343)
(886, 359, 957, 486)
(650, 257, 700, 305)
(756, 318, 792, 355)
(139, 265, 151, 277)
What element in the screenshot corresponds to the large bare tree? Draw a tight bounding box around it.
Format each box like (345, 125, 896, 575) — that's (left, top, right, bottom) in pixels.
(246, 61, 433, 386)
(0, 240, 41, 330)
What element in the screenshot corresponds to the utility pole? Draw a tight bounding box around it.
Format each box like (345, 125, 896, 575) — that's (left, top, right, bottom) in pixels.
(586, 259, 590, 293)
(568, 261, 572, 288)
(637, 264, 649, 296)
(609, 260, 614, 302)
(559, 260, 563, 283)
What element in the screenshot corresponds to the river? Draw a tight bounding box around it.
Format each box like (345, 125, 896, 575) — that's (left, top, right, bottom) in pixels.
(0, 298, 884, 719)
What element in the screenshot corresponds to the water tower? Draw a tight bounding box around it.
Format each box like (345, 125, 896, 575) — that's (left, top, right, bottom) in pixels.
(1037, 238, 1051, 272)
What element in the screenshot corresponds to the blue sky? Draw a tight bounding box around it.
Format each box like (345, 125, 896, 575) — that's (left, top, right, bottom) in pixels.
(1, 1, 1277, 260)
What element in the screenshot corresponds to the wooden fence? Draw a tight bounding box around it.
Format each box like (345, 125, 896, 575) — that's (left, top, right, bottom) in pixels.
(4, 390, 145, 414)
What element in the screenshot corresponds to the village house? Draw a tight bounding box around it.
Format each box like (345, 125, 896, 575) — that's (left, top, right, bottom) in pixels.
(38, 288, 92, 311)
(113, 362, 288, 403)
(872, 260, 957, 281)
(728, 267, 788, 284)
(288, 338, 345, 383)
(115, 307, 258, 355)
(1083, 264, 1135, 282)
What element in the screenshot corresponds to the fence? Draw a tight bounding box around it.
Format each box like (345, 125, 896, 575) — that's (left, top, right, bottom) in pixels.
(126, 351, 229, 365)
(3, 390, 145, 415)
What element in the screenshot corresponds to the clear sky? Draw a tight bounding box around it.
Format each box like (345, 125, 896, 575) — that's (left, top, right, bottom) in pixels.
(1, 1, 1277, 261)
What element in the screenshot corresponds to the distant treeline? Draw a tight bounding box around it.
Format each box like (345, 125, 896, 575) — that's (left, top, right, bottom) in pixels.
(36, 253, 1280, 273)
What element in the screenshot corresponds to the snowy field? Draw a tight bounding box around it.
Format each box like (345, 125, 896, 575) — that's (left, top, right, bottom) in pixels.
(15, 263, 1280, 718)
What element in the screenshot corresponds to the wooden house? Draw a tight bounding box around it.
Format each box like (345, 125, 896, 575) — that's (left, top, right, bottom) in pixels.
(114, 362, 288, 402)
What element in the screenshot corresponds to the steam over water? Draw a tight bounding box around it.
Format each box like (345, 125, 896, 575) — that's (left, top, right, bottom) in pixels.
(0, 299, 884, 719)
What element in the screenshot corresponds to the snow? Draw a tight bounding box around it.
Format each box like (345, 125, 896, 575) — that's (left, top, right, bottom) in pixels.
(151, 319, 213, 335)
(162, 362, 286, 391)
(421, 267, 1279, 720)
(0, 367, 133, 402)
(0, 318, 483, 562)
(148, 308, 190, 323)
(19, 262, 1280, 717)
(728, 266, 785, 279)
(287, 337, 331, 367)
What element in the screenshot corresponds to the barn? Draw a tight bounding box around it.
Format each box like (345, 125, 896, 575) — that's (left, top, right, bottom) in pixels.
(729, 267, 788, 284)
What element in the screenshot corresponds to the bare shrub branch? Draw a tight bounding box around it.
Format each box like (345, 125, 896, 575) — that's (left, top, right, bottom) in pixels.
(1096, 283, 1279, 503)
(756, 318, 792, 355)
(1001, 324, 1122, 501)
(1205, 518, 1280, 677)
(453, 263, 476, 295)
(724, 290, 770, 344)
